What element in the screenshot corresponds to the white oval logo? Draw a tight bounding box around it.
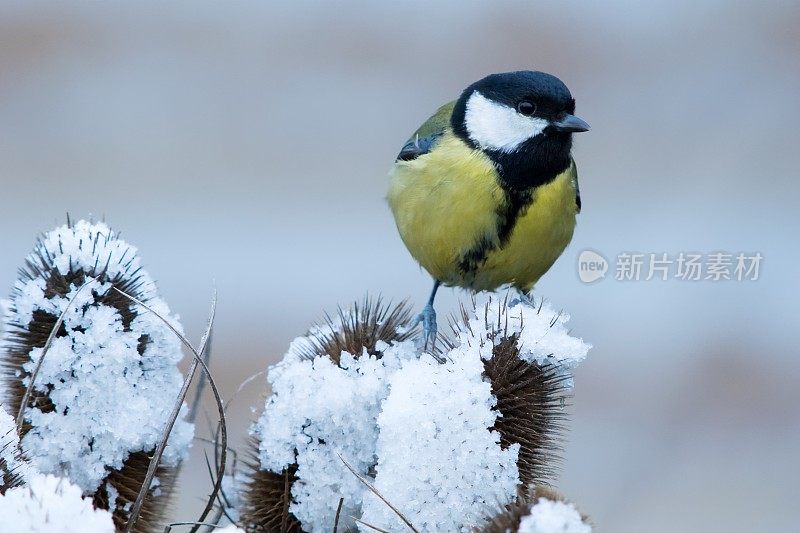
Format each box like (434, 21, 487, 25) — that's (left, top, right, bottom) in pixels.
(577, 250, 608, 283)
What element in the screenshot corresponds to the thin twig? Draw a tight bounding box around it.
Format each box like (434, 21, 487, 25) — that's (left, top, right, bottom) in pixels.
(204, 406, 235, 532)
(201, 452, 236, 529)
(208, 367, 265, 474)
(116, 288, 226, 533)
(199, 367, 267, 533)
(202, 500, 227, 533)
(193, 436, 239, 466)
(199, 426, 229, 533)
(337, 453, 418, 533)
(352, 517, 390, 533)
(201, 367, 266, 532)
(173, 320, 228, 533)
(208, 369, 266, 452)
(204, 449, 236, 517)
(332, 497, 344, 533)
(188, 329, 213, 424)
(163, 522, 229, 533)
(203, 374, 252, 533)
(230, 370, 266, 404)
(16, 277, 97, 430)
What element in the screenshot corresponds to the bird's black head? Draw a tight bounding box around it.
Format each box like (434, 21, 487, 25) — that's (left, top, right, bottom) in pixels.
(451, 71, 589, 191)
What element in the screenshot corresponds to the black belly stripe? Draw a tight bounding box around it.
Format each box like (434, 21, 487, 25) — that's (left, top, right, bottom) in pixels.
(497, 188, 533, 245)
(457, 234, 494, 276)
(457, 188, 534, 276)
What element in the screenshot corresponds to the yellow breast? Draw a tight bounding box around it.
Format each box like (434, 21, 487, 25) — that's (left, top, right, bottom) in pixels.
(388, 130, 577, 292)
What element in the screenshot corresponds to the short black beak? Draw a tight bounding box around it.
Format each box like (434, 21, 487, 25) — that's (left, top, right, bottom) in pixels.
(551, 114, 590, 133)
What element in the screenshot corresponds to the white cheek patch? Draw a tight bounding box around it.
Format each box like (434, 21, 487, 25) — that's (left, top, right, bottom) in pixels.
(464, 91, 548, 153)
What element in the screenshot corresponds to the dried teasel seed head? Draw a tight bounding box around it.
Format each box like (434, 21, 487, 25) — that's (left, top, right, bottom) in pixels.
(240, 297, 413, 532)
(448, 295, 588, 489)
(0, 219, 193, 532)
(294, 296, 414, 365)
(239, 437, 303, 532)
(483, 335, 571, 487)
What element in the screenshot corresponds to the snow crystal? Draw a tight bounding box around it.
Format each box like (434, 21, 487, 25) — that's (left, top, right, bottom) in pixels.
(0, 474, 115, 532)
(518, 498, 591, 533)
(252, 337, 417, 531)
(0, 220, 194, 492)
(361, 348, 520, 532)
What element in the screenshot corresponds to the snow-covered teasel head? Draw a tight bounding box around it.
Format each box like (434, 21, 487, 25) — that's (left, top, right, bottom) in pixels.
(0, 219, 193, 530)
(242, 295, 591, 531)
(243, 298, 415, 531)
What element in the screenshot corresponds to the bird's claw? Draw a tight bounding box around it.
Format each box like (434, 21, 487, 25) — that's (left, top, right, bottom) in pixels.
(510, 289, 536, 308)
(413, 303, 438, 351)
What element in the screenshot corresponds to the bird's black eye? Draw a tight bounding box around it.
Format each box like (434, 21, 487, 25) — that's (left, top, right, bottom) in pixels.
(517, 101, 536, 116)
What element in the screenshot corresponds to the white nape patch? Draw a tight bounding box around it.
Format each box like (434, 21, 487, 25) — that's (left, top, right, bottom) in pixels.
(465, 91, 548, 153)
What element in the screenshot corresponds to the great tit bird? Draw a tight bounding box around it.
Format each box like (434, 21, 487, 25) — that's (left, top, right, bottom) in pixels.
(388, 71, 589, 347)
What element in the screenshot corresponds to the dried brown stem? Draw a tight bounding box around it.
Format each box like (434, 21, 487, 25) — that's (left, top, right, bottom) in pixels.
(115, 288, 226, 533)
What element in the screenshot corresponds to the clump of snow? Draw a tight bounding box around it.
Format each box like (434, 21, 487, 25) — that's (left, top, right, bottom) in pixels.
(149, 476, 162, 498)
(0, 405, 36, 487)
(1, 220, 193, 492)
(518, 498, 591, 533)
(104, 483, 119, 512)
(252, 339, 418, 531)
(453, 294, 591, 385)
(361, 349, 520, 532)
(0, 474, 115, 532)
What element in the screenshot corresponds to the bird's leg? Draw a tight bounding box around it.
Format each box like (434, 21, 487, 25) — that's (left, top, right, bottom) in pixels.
(413, 280, 440, 351)
(511, 286, 536, 307)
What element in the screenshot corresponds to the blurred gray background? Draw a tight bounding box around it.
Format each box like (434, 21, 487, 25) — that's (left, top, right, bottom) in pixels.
(1, 1, 798, 531)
